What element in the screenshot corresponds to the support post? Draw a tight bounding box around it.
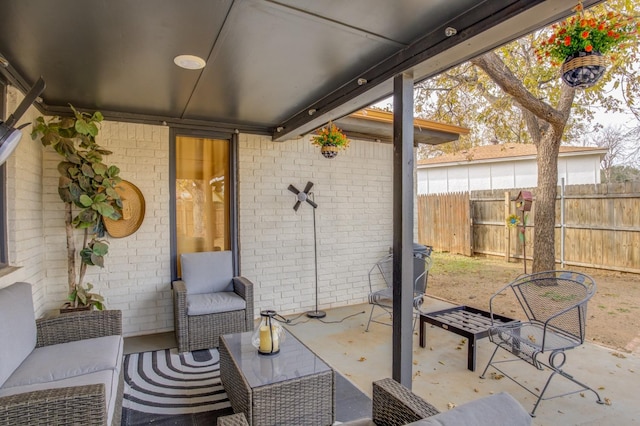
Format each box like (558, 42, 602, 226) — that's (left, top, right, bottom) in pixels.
(392, 71, 414, 389)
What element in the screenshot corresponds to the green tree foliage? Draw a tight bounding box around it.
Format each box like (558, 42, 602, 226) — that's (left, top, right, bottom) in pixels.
(603, 165, 640, 182)
(416, 1, 638, 158)
(415, 0, 638, 271)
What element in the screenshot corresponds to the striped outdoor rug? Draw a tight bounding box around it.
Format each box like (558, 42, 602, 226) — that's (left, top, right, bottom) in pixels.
(121, 348, 234, 425)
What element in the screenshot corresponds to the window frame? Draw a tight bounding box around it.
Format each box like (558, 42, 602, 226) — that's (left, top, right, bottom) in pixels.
(169, 128, 238, 281)
(0, 77, 8, 269)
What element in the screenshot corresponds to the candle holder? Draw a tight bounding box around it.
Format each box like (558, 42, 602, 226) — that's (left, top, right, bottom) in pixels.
(252, 310, 285, 356)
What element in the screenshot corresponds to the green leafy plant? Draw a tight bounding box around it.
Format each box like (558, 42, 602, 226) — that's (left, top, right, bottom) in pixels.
(31, 106, 122, 310)
(68, 283, 105, 310)
(541, 291, 577, 303)
(310, 121, 350, 149)
(535, 3, 638, 65)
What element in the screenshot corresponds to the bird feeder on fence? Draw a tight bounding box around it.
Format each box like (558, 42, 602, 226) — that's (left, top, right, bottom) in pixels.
(514, 191, 533, 212)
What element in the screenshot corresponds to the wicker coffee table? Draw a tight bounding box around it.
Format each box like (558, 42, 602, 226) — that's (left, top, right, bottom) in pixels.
(219, 329, 335, 426)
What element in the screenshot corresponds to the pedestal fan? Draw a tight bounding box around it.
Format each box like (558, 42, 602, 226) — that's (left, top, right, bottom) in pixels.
(287, 181, 325, 319)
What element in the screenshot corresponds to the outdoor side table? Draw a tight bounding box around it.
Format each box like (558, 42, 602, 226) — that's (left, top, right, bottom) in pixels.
(219, 329, 335, 426)
(419, 306, 515, 371)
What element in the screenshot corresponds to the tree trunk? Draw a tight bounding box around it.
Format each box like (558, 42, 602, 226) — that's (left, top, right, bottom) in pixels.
(65, 202, 77, 295)
(471, 51, 575, 273)
(532, 132, 561, 272)
(78, 228, 89, 288)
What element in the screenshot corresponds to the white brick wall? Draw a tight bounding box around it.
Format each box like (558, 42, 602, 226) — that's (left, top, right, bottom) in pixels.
(238, 134, 394, 315)
(0, 86, 47, 315)
(39, 121, 172, 336)
(3, 90, 406, 335)
(95, 122, 172, 335)
(23, 116, 171, 335)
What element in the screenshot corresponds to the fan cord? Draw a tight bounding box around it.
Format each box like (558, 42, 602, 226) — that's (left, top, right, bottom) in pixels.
(283, 310, 366, 326)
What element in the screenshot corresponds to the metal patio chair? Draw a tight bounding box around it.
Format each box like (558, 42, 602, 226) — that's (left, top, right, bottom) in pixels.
(480, 270, 604, 417)
(365, 251, 433, 332)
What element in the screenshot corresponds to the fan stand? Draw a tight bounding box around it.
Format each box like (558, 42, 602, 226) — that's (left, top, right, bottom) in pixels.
(288, 182, 325, 319)
(306, 196, 326, 319)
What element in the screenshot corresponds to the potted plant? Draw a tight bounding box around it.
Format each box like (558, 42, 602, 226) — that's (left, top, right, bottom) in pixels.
(310, 121, 350, 159)
(31, 106, 122, 311)
(535, 2, 637, 88)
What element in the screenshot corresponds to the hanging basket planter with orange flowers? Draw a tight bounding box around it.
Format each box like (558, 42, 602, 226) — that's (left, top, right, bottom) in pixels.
(535, 1, 638, 88)
(311, 121, 350, 159)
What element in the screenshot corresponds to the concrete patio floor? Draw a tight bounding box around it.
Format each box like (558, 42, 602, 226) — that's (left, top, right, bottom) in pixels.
(283, 297, 640, 426)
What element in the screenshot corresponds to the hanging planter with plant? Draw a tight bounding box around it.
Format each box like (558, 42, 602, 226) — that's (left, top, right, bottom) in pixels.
(311, 121, 350, 159)
(535, 1, 637, 88)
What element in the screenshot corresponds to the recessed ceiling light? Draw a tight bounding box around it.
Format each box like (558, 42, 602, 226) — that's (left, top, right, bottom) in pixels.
(173, 55, 206, 70)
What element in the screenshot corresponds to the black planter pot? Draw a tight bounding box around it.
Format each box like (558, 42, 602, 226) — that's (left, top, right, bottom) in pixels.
(561, 51, 607, 88)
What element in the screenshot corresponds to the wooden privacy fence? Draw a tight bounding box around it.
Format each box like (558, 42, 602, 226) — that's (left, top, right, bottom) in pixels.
(417, 192, 472, 256)
(418, 181, 640, 274)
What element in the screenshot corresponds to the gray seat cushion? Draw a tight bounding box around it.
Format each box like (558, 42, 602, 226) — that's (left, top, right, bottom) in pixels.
(0, 282, 37, 387)
(410, 392, 531, 426)
(338, 419, 376, 426)
(186, 291, 246, 316)
(2, 335, 123, 388)
(181, 251, 234, 294)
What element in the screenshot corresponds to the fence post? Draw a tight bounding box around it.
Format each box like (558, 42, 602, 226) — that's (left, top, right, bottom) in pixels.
(468, 194, 474, 256)
(505, 191, 510, 262)
(560, 178, 565, 269)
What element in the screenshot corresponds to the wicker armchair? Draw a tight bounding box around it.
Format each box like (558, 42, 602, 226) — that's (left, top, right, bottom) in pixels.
(173, 251, 254, 352)
(0, 309, 123, 426)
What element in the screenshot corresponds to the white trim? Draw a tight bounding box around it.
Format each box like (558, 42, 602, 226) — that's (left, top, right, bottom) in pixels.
(417, 149, 608, 169)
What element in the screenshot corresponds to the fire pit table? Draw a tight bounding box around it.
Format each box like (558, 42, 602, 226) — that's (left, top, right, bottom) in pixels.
(419, 305, 515, 371)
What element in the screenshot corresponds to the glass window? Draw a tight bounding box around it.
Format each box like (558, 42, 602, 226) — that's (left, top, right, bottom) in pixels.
(173, 135, 231, 277)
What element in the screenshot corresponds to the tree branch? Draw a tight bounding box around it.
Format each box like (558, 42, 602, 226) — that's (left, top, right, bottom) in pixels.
(471, 52, 570, 127)
(521, 108, 543, 145)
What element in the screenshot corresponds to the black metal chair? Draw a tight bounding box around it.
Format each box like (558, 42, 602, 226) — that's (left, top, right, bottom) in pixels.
(365, 251, 433, 332)
(480, 270, 604, 417)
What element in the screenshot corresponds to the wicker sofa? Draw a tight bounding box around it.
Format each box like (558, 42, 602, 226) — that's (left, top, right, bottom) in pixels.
(217, 378, 531, 426)
(0, 282, 124, 426)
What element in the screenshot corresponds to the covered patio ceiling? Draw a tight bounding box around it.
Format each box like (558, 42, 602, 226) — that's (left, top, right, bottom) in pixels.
(0, 0, 597, 141)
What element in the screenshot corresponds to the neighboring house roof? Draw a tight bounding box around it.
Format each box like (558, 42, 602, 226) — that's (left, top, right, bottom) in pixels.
(417, 143, 608, 167)
(335, 108, 470, 146)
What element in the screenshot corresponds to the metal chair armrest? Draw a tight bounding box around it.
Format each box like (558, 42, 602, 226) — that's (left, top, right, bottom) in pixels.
(487, 282, 515, 325)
